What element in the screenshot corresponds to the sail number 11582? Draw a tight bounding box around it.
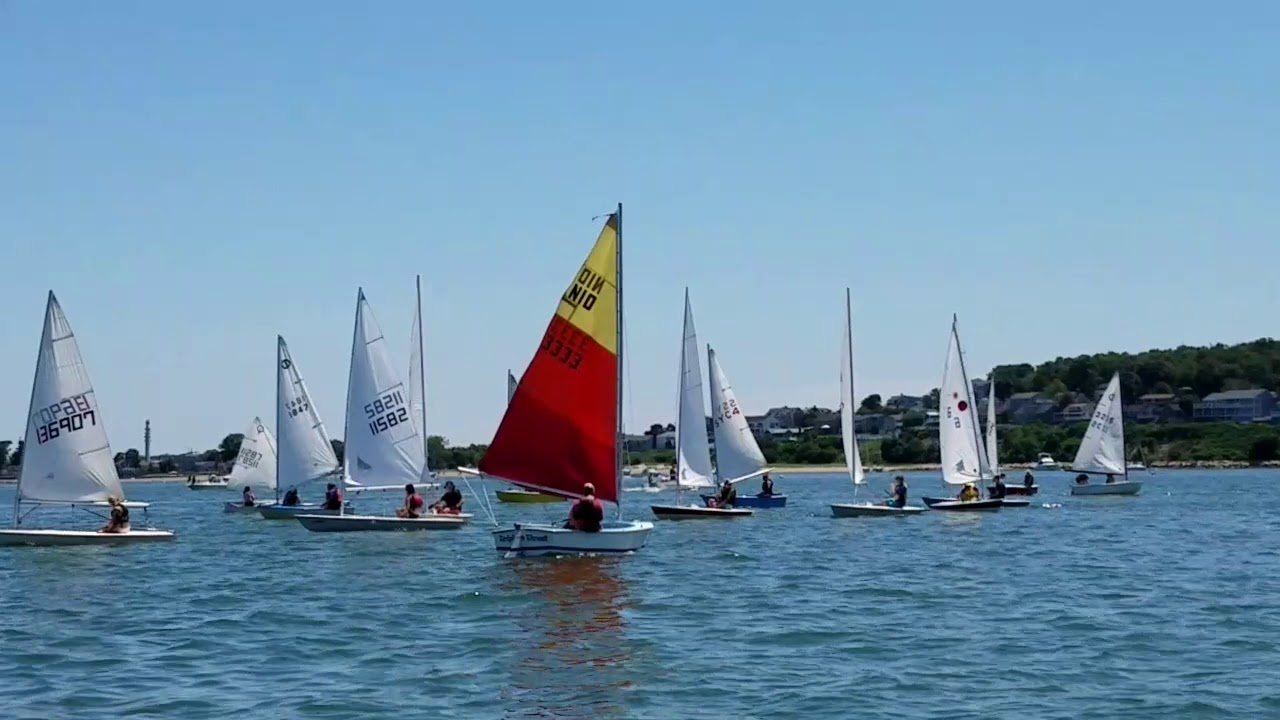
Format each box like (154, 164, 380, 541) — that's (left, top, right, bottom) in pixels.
(366, 390, 409, 436)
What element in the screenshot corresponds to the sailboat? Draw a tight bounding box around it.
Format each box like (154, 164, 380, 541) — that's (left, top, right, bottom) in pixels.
(495, 369, 563, 504)
(700, 346, 780, 507)
(461, 206, 654, 556)
(831, 289, 923, 517)
(1069, 372, 1143, 496)
(0, 292, 175, 545)
(295, 287, 466, 531)
(651, 293, 752, 520)
(981, 383, 1030, 508)
(258, 336, 352, 519)
(223, 417, 278, 513)
(922, 316, 1003, 511)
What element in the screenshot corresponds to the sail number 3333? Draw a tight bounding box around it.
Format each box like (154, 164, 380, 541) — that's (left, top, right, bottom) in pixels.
(33, 393, 96, 445)
(540, 324, 586, 371)
(366, 390, 408, 436)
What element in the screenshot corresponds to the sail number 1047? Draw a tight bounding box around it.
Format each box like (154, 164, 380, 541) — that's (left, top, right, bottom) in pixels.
(366, 390, 409, 436)
(33, 393, 96, 445)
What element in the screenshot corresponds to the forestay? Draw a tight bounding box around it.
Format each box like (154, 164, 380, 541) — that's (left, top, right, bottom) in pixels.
(939, 318, 990, 486)
(276, 336, 342, 488)
(707, 346, 768, 484)
(840, 289, 865, 486)
(675, 290, 714, 489)
(344, 290, 426, 488)
(227, 416, 278, 492)
(1071, 372, 1126, 475)
(17, 292, 125, 505)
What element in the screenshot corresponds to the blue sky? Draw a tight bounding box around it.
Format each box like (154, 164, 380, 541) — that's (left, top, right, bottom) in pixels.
(3, 1, 1277, 451)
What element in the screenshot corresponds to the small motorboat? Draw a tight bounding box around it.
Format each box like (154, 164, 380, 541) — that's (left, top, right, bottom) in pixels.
(187, 475, 230, 490)
(492, 521, 654, 557)
(921, 497, 1003, 512)
(1071, 480, 1143, 496)
(830, 502, 924, 517)
(495, 488, 563, 503)
(1033, 453, 1059, 470)
(700, 493, 787, 509)
(651, 504, 753, 520)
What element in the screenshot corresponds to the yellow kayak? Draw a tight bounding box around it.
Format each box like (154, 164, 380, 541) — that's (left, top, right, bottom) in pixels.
(495, 488, 563, 503)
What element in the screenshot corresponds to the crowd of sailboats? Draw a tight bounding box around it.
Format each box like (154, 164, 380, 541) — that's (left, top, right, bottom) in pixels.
(1, 206, 1143, 549)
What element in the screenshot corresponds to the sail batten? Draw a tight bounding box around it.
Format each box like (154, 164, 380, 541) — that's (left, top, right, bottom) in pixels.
(479, 214, 622, 504)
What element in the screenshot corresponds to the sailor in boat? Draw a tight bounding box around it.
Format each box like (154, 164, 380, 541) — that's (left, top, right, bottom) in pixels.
(759, 473, 775, 497)
(99, 497, 130, 534)
(1023, 471, 1035, 489)
(668, 463, 677, 485)
(242, 486, 256, 508)
(430, 481, 464, 515)
(282, 487, 301, 506)
(1105, 474, 1117, 484)
(990, 474, 1007, 499)
(397, 483, 425, 518)
(1074, 473, 1090, 486)
(957, 483, 979, 502)
(707, 481, 737, 508)
(322, 483, 343, 511)
(885, 476, 908, 508)
(565, 483, 603, 532)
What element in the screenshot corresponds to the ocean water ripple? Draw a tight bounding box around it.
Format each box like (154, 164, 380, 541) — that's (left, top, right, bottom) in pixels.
(1, 470, 1279, 718)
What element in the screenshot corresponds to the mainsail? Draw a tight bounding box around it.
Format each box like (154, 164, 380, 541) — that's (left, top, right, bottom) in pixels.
(707, 346, 768, 484)
(938, 317, 990, 486)
(479, 213, 622, 504)
(16, 292, 125, 506)
(1071, 372, 1126, 475)
(675, 290, 714, 489)
(275, 336, 341, 489)
(840, 289, 864, 486)
(227, 416, 278, 492)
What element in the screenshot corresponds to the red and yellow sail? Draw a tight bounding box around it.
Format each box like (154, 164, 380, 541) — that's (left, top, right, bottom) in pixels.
(480, 214, 620, 503)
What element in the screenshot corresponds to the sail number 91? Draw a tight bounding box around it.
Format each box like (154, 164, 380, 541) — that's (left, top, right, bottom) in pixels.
(366, 390, 409, 436)
(33, 394, 96, 445)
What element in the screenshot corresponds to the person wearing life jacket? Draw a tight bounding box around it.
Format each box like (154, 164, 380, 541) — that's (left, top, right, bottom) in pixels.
(958, 483, 979, 502)
(567, 483, 604, 532)
(759, 473, 775, 497)
(397, 483, 424, 518)
(100, 497, 130, 534)
(242, 486, 256, 507)
(322, 483, 343, 511)
(708, 481, 737, 508)
(885, 476, 908, 508)
(431, 481, 464, 515)
(1023, 471, 1035, 488)
(282, 487, 301, 506)
(990, 474, 1007, 499)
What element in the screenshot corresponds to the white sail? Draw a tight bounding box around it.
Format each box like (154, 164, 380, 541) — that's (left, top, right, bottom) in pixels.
(707, 345, 768, 484)
(343, 289, 425, 488)
(985, 380, 998, 477)
(16, 292, 125, 505)
(507, 370, 518, 405)
(227, 416, 278, 491)
(840, 289, 865, 486)
(675, 290, 714, 489)
(1071, 372, 1126, 475)
(276, 336, 341, 489)
(939, 318, 990, 486)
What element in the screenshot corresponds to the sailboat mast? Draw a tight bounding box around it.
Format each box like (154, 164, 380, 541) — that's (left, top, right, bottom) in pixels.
(951, 315, 988, 493)
(340, 290, 362, 516)
(275, 337, 284, 502)
(13, 294, 52, 526)
(845, 288, 857, 498)
(614, 203, 624, 517)
(416, 275, 428, 474)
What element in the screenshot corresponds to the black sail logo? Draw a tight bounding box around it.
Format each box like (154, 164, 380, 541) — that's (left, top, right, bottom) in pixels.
(562, 268, 606, 312)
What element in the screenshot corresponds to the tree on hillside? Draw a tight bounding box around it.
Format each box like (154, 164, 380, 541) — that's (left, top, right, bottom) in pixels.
(0, 440, 10, 468)
(11, 440, 24, 467)
(124, 448, 141, 468)
(859, 394, 882, 412)
(219, 433, 245, 463)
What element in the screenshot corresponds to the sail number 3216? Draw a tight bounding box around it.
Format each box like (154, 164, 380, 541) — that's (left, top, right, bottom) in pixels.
(33, 393, 96, 445)
(366, 390, 409, 436)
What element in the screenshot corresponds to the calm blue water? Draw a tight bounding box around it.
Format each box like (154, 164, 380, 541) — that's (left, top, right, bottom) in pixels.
(1, 470, 1278, 719)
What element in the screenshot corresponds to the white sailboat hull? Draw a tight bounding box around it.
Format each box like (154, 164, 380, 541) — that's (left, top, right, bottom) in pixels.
(0, 529, 176, 546)
(830, 502, 924, 517)
(294, 513, 469, 532)
(492, 521, 653, 557)
(1071, 481, 1143, 496)
(257, 503, 350, 520)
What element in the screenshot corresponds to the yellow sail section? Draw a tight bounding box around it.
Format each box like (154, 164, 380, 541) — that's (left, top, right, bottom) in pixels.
(554, 214, 618, 355)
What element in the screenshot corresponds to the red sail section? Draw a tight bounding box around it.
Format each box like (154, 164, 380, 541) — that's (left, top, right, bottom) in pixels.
(479, 217, 619, 503)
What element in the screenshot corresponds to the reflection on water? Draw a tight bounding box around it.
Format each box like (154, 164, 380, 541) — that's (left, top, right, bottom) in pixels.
(499, 558, 631, 719)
